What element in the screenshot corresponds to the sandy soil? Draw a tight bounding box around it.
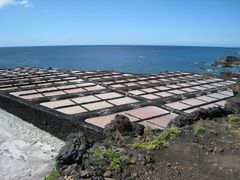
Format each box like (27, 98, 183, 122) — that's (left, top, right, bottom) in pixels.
(0, 109, 65, 180)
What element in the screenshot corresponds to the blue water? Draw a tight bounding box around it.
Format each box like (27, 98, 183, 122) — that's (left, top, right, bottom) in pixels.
(0, 45, 239, 74)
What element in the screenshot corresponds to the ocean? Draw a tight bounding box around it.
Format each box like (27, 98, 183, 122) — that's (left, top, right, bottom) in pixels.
(0, 45, 239, 74)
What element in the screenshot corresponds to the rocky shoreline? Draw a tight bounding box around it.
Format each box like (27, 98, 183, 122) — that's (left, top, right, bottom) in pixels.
(212, 56, 240, 68)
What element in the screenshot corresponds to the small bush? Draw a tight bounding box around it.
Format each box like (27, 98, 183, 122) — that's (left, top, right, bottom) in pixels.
(90, 146, 131, 171)
(228, 114, 240, 123)
(133, 139, 165, 150)
(44, 171, 60, 180)
(158, 127, 182, 140)
(193, 125, 206, 135)
(133, 128, 181, 150)
(144, 127, 155, 136)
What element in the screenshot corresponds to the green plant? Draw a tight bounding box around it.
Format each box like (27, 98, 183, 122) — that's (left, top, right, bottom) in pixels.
(158, 127, 182, 140)
(108, 154, 130, 171)
(227, 114, 240, 123)
(74, 138, 81, 145)
(133, 128, 181, 150)
(193, 125, 206, 135)
(44, 171, 60, 180)
(90, 146, 131, 171)
(133, 139, 166, 150)
(144, 127, 155, 136)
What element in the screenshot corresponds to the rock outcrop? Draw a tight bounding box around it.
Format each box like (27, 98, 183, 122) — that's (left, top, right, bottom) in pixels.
(170, 107, 229, 127)
(104, 114, 145, 138)
(55, 115, 146, 179)
(213, 56, 240, 68)
(56, 132, 90, 172)
(225, 82, 240, 114)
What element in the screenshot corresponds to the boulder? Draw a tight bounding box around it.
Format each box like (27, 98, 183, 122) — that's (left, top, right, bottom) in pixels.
(225, 82, 240, 114)
(104, 114, 145, 137)
(232, 83, 240, 96)
(225, 98, 240, 114)
(56, 132, 89, 172)
(114, 114, 133, 136)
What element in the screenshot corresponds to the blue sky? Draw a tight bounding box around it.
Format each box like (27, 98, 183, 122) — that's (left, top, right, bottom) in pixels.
(0, 0, 240, 47)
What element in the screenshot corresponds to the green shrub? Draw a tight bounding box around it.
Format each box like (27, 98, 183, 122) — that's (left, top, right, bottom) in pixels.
(158, 127, 182, 140)
(44, 171, 60, 180)
(133, 128, 181, 150)
(90, 146, 131, 171)
(133, 139, 165, 150)
(144, 127, 155, 136)
(193, 125, 206, 135)
(228, 114, 240, 123)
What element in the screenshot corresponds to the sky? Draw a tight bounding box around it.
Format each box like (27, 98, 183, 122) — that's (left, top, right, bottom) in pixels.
(0, 0, 240, 47)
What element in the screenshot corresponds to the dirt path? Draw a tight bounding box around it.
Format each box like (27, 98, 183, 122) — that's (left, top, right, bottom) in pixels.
(0, 109, 65, 180)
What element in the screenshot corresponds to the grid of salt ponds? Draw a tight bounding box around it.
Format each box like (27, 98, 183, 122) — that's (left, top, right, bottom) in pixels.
(0, 67, 84, 91)
(40, 92, 139, 114)
(164, 90, 234, 113)
(128, 78, 236, 100)
(85, 106, 178, 130)
(0, 68, 237, 131)
(86, 72, 199, 88)
(85, 89, 234, 130)
(9, 83, 105, 99)
(70, 70, 134, 81)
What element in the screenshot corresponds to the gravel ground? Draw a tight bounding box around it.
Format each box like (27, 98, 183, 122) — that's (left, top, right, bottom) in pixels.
(0, 109, 65, 180)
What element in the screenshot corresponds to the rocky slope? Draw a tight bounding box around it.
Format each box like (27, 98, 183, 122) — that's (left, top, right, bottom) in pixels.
(50, 83, 240, 180)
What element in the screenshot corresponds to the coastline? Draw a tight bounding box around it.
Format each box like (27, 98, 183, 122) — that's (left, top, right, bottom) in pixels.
(0, 66, 239, 179)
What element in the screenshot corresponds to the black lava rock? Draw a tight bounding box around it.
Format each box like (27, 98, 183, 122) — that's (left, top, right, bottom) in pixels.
(132, 122, 145, 136)
(225, 83, 240, 114)
(225, 97, 240, 114)
(104, 114, 145, 138)
(56, 132, 89, 172)
(171, 107, 229, 127)
(115, 114, 133, 136)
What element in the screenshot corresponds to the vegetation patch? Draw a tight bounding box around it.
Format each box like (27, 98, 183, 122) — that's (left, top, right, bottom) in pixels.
(144, 127, 155, 136)
(74, 138, 81, 145)
(133, 128, 182, 150)
(193, 125, 206, 135)
(90, 146, 131, 171)
(227, 114, 240, 123)
(44, 171, 60, 180)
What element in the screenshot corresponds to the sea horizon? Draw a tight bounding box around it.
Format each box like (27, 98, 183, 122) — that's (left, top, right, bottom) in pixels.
(1, 44, 240, 49)
(0, 45, 239, 74)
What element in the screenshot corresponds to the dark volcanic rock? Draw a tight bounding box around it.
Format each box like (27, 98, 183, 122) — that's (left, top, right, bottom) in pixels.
(132, 122, 145, 136)
(56, 115, 147, 179)
(220, 72, 240, 80)
(104, 114, 145, 138)
(56, 132, 90, 172)
(213, 56, 240, 68)
(225, 83, 240, 114)
(232, 83, 240, 96)
(170, 107, 229, 127)
(115, 114, 133, 135)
